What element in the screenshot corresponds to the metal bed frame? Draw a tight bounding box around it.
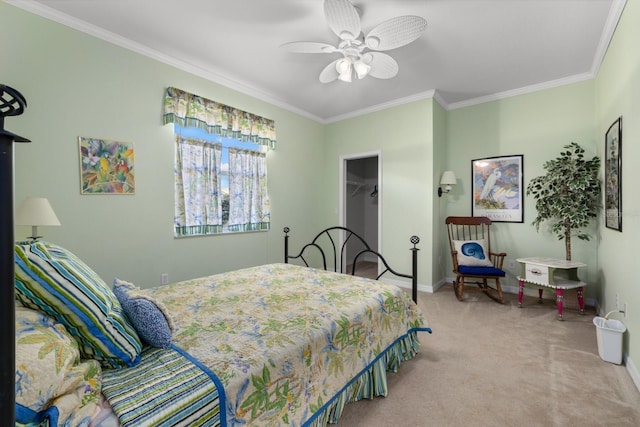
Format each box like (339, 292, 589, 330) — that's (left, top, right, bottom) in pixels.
(283, 226, 420, 303)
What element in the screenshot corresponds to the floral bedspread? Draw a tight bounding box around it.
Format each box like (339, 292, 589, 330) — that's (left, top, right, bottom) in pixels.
(139, 263, 429, 426)
(15, 306, 102, 427)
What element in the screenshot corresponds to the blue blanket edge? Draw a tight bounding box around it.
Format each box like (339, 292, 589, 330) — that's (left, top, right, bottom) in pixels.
(171, 344, 228, 427)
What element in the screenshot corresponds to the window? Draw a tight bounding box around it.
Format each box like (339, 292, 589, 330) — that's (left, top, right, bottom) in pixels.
(173, 127, 269, 236)
(163, 87, 276, 237)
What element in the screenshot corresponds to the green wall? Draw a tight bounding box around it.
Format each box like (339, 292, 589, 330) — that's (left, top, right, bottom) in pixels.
(432, 99, 448, 284)
(595, 0, 639, 377)
(1, 3, 325, 286)
(444, 81, 598, 297)
(324, 100, 435, 287)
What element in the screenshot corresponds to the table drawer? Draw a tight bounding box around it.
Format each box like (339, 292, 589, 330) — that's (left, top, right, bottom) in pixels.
(525, 263, 549, 285)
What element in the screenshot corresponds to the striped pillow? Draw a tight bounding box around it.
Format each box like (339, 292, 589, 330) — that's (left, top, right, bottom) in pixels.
(14, 241, 142, 368)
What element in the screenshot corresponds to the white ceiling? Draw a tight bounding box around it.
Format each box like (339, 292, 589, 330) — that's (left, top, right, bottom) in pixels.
(8, 0, 625, 123)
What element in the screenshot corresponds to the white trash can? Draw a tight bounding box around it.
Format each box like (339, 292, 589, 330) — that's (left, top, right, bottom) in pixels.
(593, 316, 626, 364)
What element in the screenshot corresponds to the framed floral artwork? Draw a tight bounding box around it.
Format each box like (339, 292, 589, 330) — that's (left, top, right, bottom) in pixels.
(472, 154, 524, 223)
(605, 117, 622, 231)
(79, 136, 135, 194)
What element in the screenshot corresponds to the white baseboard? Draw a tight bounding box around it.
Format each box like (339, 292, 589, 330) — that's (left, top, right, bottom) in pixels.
(626, 355, 640, 393)
(380, 277, 434, 294)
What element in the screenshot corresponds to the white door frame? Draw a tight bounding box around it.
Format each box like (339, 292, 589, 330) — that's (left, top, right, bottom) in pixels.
(339, 150, 382, 271)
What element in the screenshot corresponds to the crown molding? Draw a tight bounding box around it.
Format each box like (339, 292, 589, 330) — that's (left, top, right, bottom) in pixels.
(590, 0, 627, 76)
(324, 90, 437, 123)
(5, 0, 324, 123)
(446, 72, 594, 111)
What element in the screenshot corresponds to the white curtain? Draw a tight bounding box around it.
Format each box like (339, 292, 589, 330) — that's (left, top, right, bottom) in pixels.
(174, 137, 223, 236)
(227, 147, 270, 232)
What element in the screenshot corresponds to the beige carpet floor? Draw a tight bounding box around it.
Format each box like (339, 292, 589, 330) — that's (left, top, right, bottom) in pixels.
(337, 285, 640, 426)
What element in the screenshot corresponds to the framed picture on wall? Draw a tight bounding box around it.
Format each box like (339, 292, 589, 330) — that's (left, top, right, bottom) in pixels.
(471, 154, 524, 223)
(605, 116, 622, 231)
(79, 136, 135, 194)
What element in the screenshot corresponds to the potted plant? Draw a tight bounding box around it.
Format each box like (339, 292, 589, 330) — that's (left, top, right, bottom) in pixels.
(526, 142, 601, 261)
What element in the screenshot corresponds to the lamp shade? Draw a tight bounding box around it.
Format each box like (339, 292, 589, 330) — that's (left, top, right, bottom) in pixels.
(15, 197, 61, 226)
(15, 197, 61, 240)
(440, 171, 457, 186)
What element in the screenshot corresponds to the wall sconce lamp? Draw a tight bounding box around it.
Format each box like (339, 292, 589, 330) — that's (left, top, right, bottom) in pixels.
(15, 197, 61, 241)
(438, 171, 457, 197)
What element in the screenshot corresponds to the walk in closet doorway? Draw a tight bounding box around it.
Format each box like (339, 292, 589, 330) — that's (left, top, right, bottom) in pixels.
(340, 151, 381, 279)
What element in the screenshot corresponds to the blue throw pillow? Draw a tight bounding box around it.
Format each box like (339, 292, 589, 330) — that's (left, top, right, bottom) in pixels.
(113, 279, 174, 349)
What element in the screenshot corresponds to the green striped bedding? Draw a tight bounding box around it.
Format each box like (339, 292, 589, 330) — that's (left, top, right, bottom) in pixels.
(14, 241, 141, 368)
(101, 347, 221, 426)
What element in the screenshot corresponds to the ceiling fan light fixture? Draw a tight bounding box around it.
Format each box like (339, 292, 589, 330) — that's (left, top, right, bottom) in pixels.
(336, 58, 353, 82)
(338, 69, 353, 82)
(336, 58, 350, 73)
(353, 60, 371, 79)
(285, 0, 428, 84)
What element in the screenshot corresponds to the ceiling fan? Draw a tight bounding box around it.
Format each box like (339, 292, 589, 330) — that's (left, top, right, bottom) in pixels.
(281, 0, 427, 83)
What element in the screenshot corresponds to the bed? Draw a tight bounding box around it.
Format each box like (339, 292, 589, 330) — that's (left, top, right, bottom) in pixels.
(12, 227, 430, 426)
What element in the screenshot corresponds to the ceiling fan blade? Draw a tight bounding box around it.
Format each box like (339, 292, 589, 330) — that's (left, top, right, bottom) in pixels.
(324, 0, 361, 41)
(280, 41, 337, 54)
(364, 52, 398, 79)
(365, 15, 427, 51)
(319, 59, 340, 83)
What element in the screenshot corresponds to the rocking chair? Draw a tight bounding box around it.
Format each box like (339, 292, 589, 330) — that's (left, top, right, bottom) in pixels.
(446, 216, 506, 304)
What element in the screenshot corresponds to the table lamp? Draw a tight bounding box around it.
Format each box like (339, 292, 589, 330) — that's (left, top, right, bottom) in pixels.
(15, 197, 61, 241)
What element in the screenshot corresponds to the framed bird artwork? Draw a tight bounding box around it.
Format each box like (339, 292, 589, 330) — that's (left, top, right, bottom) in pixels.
(471, 154, 523, 223)
(79, 136, 135, 195)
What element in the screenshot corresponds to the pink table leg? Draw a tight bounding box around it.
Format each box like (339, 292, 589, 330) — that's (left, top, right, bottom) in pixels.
(577, 287, 585, 314)
(556, 288, 564, 320)
(518, 280, 524, 307)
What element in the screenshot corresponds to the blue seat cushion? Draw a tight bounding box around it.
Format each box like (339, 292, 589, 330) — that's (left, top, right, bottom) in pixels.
(458, 265, 506, 277)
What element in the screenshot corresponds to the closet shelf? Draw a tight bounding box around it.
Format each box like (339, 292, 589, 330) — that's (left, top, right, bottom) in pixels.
(347, 180, 364, 196)
(347, 180, 377, 197)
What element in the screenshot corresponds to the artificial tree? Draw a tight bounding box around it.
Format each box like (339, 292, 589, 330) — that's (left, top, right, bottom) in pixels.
(526, 142, 601, 261)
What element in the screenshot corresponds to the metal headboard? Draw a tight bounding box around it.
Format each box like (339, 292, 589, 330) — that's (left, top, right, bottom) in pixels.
(283, 226, 420, 302)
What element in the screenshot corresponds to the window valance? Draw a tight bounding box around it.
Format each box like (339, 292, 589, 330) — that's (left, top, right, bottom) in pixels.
(163, 87, 276, 149)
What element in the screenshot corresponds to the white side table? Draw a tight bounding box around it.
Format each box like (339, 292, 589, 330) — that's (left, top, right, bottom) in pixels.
(516, 257, 587, 320)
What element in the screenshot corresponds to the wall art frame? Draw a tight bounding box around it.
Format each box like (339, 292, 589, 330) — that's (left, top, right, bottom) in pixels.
(471, 154, 524, 223)
(605, 116, 622, 231)
(79, 136, 135, 194)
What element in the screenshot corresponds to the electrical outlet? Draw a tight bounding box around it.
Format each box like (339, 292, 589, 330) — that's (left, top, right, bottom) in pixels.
(161, 273, 169, 285)
(508, 260, 515, 269)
